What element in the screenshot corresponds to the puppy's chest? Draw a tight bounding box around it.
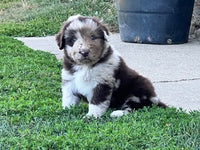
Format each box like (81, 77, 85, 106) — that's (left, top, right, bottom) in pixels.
(73, 67, 98, 99)
(72, 65, 115, 100)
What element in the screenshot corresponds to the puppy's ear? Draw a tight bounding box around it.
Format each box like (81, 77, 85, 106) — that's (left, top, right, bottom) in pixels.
(92, 17, 109, 36)
(56, 31, 65, 50)
(100, 23, 109, 36)
(56, 21, 71, 50)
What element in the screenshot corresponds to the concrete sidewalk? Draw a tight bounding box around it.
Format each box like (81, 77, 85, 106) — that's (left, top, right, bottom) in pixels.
(17, 34, 200, 111)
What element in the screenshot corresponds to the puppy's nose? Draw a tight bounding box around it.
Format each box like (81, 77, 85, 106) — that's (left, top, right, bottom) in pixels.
(79, 49, 89, 57)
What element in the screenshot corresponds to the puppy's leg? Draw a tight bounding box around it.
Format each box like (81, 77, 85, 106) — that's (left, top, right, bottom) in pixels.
(85, 84, 112, 118)
(110, 96, 144, 117)
(62, 81, 80, 109)
(110, 96, 137, 118)
(110, 76, 167, 117)
(86, 101, 110, 118)
(110, 95, 167, 117)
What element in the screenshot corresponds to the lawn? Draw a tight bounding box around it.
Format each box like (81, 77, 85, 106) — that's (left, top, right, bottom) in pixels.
(0, 35, 200, 149)
(0, 0, 200, 149)
(0, 0, 118, 37)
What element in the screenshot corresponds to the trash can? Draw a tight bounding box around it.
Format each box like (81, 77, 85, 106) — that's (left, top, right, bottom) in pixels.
(115, 0, 195, 44)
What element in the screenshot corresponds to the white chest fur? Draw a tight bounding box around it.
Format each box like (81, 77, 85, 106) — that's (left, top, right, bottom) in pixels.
(74, 66, 97, 101)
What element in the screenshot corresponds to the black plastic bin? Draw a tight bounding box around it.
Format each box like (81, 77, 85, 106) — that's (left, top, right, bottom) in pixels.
(115, 0, 195, 44)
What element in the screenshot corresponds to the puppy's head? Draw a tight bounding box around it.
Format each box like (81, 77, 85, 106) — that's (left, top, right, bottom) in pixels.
(56, 15, 109, 65)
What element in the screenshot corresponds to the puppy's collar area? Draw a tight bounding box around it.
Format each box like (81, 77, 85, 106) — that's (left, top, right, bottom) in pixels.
(92, 46, 113, 67)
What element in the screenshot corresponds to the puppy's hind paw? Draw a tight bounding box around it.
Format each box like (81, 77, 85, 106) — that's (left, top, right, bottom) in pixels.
(110, 110, 129, 118)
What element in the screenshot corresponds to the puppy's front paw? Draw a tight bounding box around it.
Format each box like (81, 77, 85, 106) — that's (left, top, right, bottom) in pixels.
(62, 104, 73, 109)
(84, 113, 101, 119)
(62, 99, 80, 109)
(85, 103, 108, 118)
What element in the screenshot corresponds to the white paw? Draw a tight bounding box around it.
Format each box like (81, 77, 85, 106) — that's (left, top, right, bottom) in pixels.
(62, 103, 74, 109)
(110, 110, 129, 118)
(62, 100, 80, 109)
(83, 113, 100, 119)
(85, 103, 108, 118)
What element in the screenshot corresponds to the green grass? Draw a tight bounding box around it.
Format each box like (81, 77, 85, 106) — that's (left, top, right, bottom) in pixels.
(0, 0, 118, 37)
(0, 36, 200, 149)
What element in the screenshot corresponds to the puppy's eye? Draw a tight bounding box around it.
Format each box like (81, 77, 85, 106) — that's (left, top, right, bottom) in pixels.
(66, 36, 77, 47)
(71, 37, 77, 43)
(90, 35, 96, 40)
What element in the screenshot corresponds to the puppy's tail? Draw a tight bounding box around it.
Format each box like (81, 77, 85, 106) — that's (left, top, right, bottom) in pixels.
(157, 101, 168, 108)
(151, 97, 168, 108)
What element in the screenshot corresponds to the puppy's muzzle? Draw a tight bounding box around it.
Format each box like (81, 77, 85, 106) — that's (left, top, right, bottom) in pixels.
(79, 49, 89, 57)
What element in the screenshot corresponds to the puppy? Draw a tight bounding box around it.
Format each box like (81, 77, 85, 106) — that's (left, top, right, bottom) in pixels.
(56, 15, 167, 118)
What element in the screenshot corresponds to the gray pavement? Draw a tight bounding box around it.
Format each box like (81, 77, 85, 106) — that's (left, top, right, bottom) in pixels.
(17, 34, 200, 112)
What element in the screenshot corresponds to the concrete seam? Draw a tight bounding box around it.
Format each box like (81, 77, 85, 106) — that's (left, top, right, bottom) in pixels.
(153, 77, 200, 84)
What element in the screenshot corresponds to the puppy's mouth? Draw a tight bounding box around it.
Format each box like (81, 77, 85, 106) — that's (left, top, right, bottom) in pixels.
(77, 58, 91, 64)
(75, 55, 94, 64)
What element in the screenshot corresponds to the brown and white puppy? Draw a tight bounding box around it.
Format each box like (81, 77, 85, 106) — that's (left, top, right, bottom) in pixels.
(56, 15, 167, 118)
